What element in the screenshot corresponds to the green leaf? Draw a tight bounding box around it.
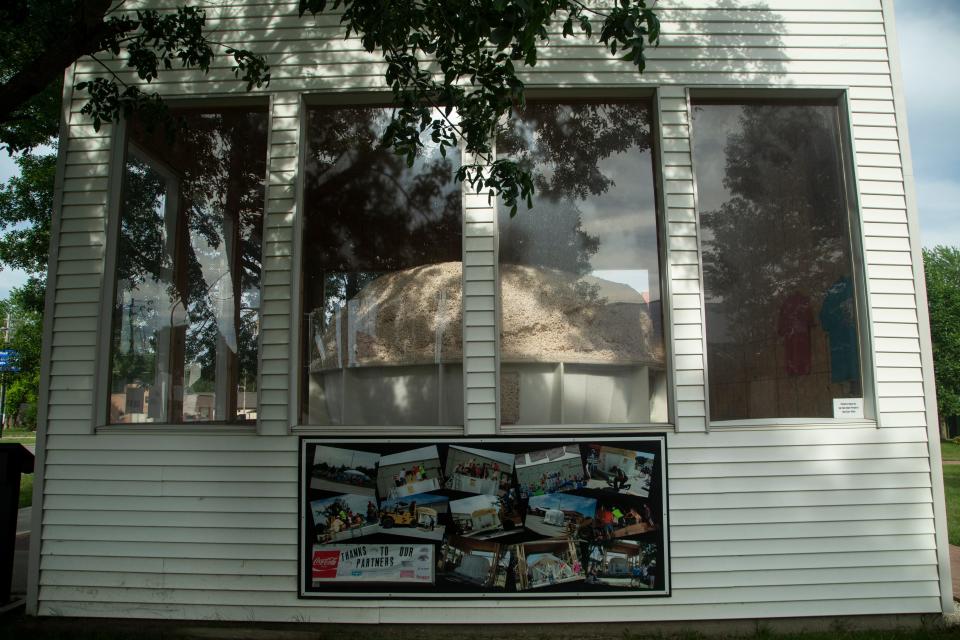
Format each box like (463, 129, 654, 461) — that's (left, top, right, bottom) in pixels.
(489, 26, 512, 46)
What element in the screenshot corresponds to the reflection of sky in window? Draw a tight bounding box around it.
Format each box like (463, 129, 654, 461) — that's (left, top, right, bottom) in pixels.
(577, 150, 659, 301)
(116, 283, 166, 355)
(187, 223, 237, 353)
(307, 108, 460, 328)
(321, 109, 458, 232)
(691, 105, 744, 315)
(117, 156, 259, 358)
(116, 158, 177, 353)
(116, 279, 178, 356)
(691, 105, 745, 247)
(501, 105, 661, 302)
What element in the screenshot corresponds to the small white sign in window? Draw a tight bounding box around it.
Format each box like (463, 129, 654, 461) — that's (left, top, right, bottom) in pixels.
(833, 398, 864, 419)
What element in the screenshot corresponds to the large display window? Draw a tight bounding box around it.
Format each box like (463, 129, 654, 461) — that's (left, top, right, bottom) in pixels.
(691, 101, 865, 421)
(300, 106, 463, 426)
(108, 108, 268, 424)
(496, 101, 668, 426)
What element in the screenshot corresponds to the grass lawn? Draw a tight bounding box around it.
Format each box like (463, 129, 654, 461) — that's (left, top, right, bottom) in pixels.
(19, 472, 33, 509)
(939, 439, 960, 461)
(1, 426, 36, 446)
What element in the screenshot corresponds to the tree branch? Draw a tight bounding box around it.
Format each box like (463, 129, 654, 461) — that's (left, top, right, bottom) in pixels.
(0, 0, 126, 123)
(88, 52, 130, 89)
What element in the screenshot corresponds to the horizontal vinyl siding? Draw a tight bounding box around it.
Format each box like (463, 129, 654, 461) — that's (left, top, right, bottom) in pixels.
(45, 125, 111, 437)
(259, 92, 299, 434)
(851, 77, 924, 428)
(461, 152, 499, 432)
(36, 427, 940, 620)
(661, 86, 706, 432)
(39, 0, 943, 624)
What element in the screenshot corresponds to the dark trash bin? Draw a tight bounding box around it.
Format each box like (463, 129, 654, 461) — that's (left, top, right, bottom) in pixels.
(0, 444, 33, 604)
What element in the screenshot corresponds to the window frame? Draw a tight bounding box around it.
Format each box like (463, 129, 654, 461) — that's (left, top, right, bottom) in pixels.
(91, 90, 875, 435)
(687, 88, 878, 428)
(94, 99, 271, 432)
(491, 92, 676, 434)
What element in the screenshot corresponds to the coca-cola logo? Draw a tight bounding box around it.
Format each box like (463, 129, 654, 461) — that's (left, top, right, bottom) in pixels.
(314, 556, 338, 569)
(312, 550, 340, 579)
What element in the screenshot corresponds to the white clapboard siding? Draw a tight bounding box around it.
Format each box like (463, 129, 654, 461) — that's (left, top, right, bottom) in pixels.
(36, 427, 940, 621)
(660, 85, 706, 432)
(258, 92, 299, 435)
(462, 153, 498, 433)
(35, 0, 947, 624)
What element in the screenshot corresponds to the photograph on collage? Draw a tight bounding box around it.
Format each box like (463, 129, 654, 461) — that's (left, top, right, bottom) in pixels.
(450, 493, 523, 539)
(377, 492, 449, 540)
(525, 492, 598, 538)
(512, 538, 585, 591)
(438, 535, 511, 589)
(593, 497, 657, 540)
(444, 445, 515, 495)
(310, 445, 380, 496)
(584, 540, 658, 588)
(376, 445, 444, 499)
(584, 445, 655, 497)
(310, 493, 381, 542)
(515, 446, 587, 498)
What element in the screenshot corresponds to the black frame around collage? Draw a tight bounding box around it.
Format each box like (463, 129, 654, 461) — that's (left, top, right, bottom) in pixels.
(297, 435, 670, 599)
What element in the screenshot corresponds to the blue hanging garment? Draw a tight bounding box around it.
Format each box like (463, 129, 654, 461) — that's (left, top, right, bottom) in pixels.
(819, 276, 859, 384)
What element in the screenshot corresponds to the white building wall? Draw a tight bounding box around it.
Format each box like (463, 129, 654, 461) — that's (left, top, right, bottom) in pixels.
(28, 0, 951, 621)
(259, 92, 301, 436)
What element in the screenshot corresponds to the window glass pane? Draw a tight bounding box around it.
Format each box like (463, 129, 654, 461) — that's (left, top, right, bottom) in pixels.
(111, 154, 178, 422)
(109, 109, 268, 424)
(302, 107, 463, 426)
(691, 102, 863, 421)
(497, 102, 667, 425)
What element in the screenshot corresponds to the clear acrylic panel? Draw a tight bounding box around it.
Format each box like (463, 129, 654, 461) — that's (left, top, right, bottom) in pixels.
(497, 102, 667, 425)
(302, 107, 463, 426)
(109, 109, 267, 424)
(691, 102, 863, 421)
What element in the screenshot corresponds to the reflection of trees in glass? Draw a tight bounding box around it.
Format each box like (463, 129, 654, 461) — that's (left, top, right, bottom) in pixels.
(320, 272, 381, 329)
(306, 107, 460, 271)
(303, 106, 462, 344)
(496, 101, 666, 426)
(111, 158, 169, 394)
(116, 158, 172, 291)
(497, 103, 653, 277)
(302, 107, 465, 425)
(697, 104, 850, 345)
(110, 109, 267, 422)
(694, 103, 863, 420)
(174, 112, 266, 396)
(110, 312, 159, 394)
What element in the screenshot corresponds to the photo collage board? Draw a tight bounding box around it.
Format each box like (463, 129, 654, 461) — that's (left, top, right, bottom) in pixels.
(299, 435, 669, 598)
